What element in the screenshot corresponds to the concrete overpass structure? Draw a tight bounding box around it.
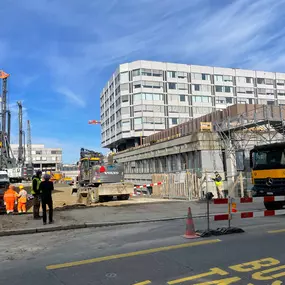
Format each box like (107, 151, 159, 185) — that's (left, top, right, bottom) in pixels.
(115, 104, 285, 192)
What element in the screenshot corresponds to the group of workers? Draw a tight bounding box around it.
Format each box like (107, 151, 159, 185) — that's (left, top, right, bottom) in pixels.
(3, 169, 54, 225)
(3, 184, 28, 214)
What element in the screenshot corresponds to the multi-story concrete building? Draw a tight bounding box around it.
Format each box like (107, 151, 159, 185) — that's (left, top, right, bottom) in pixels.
(100, 60, 285, 151)
(10, 144, 62, 171)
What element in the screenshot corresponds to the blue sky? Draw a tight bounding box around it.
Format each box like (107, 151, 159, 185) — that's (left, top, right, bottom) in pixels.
(1, 0, 285, 163)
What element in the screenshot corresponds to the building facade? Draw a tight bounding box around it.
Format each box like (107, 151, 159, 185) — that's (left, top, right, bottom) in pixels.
(10, 144, 62, 171)
(100, 60, 285, 151)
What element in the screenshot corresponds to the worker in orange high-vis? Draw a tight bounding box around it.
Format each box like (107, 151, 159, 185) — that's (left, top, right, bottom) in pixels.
(17, 185, 28, 213)
(4, 185, 18, 214)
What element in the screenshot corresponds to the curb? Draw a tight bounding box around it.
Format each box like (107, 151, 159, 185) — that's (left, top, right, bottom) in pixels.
(0, 213, 214, 237)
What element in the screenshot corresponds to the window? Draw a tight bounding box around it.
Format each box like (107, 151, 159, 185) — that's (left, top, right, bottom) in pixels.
(266, 89, 274, 96)
(134, 118, 142, 124)
(192, 73, 202, 80)
(36, 151, 42, 155)
(193, 84, 200, 91)
(257, 88, 266, 94)
(167, 71, 176, 78)
(122, 95, 129, 102)
(133, 69, 140, 77)
(120, 83, 129, 91)
(178, 83, 188, 90)
(51, 151, 57, 155)
(180, 95, 186, 102)
(145, 93, 153, 100)
(142, 81, 153, 88)
(237, 87, 254, 94)
(193, 96, 211, 103)
(223, 75, 233, 82)
(214, 75, 223, 82)
(202, 74, 210, 80)
(153, 70, 163, 77)
(121, 107, 129, 115)
(257, 78, 265, 84)
(120, 71, 129, 83)
(246, 77, 252, 83)
(177, 71, 187, 79)
(216, 96, 232, 104)
(133, 93, 142, 101)
(224, 86, 232, 93)
(169, 106, 188, 113)
(226, 97, 233, 104)
(201, 85, 211, 92)
(134, 82, 141, 89)
(277, 80, 285, 86)
(265, 79, 274, 85)
(168, 83, 176, 90)
(141, 69, 152, 76)
(172, 118, 178, 124)
(278, 90, 285, 96)
(152, 81, 163, 89)
(122, 120, 130, 126)
(215, 86, 223, 92)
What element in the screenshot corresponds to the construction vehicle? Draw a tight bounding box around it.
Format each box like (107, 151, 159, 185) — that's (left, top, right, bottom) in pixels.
(250, 142, 285, 210)
(73, 148, 133, 204)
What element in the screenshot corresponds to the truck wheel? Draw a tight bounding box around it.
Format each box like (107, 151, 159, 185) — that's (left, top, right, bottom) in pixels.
(264, 201, 284, 210)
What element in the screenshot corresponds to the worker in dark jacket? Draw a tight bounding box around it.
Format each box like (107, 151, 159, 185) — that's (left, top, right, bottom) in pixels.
(39, 173, 54, 225)
(31, 170, 42, 219)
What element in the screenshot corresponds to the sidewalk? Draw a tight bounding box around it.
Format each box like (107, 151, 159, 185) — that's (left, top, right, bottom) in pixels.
(0, 199, 266, 236)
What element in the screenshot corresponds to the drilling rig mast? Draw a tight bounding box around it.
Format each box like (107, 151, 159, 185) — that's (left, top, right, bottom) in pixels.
(17, 101, 24, 165)
(0, 70, 10, 169)
(26, 119, 33, 178)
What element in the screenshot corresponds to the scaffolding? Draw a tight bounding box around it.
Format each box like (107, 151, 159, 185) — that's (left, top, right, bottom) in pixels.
(214, 104, 285, 156)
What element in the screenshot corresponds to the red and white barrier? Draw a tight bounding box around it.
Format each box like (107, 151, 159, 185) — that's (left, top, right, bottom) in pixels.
(210, 195, 285, 222)
(213, 209, 285, 221)
(213, 196, 285, 204)
(134, 182, 163, 189)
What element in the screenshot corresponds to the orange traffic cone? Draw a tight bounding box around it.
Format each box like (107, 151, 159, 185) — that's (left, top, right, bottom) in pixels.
(184, 207, 199, 239)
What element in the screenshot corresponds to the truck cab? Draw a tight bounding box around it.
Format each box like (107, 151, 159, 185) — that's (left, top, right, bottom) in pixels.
(250, 142, 285, 210)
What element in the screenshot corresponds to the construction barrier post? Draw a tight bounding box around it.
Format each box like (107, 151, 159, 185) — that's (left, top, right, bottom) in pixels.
(207, 196, 210, 232)
(228, 197, 232, 228)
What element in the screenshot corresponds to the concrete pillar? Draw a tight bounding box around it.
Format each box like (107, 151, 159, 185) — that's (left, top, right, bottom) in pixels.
(166, 156, 171, 172)
(176, 154, 182, 171)
(226, 146, 237, 197)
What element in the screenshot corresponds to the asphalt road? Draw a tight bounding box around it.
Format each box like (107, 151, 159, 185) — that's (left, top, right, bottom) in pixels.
(1, 215, 285, 285)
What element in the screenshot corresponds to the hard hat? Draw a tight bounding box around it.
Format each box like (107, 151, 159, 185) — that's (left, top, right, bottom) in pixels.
(19, 185, 24, 189)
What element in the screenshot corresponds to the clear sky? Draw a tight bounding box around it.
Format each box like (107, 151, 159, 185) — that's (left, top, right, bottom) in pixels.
(1, 0, 285, 163)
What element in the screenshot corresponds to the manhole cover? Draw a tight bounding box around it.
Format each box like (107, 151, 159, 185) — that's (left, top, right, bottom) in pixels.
(106, 273, 117, 278)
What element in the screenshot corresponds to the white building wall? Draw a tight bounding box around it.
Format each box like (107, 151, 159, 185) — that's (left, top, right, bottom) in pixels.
(10, 144, 62, 171)
(100, 60, 285, 149)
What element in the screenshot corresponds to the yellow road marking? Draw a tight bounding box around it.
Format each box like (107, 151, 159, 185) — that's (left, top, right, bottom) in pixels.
(168, 267, 228, 284)
(46, 239, 221, 270)
(268, 229, 285, 234)
(133, 281, 152, 285)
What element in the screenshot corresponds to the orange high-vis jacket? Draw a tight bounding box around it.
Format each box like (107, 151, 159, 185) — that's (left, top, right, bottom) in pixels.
(4, 189, 18, 203)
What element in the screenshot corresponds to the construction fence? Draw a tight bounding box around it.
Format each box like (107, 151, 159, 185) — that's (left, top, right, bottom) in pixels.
(151, 170, 253, 201)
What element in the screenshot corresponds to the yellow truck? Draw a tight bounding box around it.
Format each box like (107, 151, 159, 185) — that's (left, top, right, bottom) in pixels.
(250, 142, 285, 210)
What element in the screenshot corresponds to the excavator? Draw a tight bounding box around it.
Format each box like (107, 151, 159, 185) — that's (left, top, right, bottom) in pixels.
(73, 148, 134, 204)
